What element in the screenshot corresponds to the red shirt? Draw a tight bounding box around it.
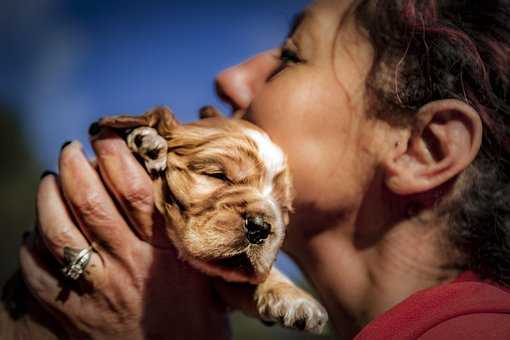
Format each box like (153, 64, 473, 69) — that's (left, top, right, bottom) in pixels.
(355, 272, 510, 339)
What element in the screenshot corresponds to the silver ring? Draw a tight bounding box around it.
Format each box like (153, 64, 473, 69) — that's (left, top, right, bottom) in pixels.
(62, 246, 94, 280)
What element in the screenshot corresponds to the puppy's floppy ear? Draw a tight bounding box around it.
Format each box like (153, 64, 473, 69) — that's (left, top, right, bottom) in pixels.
(381, 99, 483, 195)
(99, 106, 180, 137)
(272, 166, 294, 225)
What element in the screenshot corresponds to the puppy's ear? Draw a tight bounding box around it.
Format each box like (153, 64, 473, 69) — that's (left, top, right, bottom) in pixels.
(99, 106, 180, 137)
(381, 99, 482, 195)
(273, 166, 294, 225)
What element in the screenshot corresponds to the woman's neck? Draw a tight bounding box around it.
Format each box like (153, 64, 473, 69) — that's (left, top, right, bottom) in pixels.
(285, 211, 460, 338)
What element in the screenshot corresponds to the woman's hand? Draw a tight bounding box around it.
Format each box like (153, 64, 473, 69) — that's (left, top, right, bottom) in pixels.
(18, 47, 280, 339)
(20, 129, 229, 339)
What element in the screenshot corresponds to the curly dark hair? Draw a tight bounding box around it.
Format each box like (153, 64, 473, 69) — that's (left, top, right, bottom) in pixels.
(354, 0, 510, 285)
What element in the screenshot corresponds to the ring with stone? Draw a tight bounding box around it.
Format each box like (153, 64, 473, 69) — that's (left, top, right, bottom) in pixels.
(61, 246, 94, 280)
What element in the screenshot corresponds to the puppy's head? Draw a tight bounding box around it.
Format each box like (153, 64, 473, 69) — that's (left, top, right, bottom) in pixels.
(157, 116, 293, 284)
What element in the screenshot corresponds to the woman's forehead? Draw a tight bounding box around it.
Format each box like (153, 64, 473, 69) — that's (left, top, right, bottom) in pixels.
(293, 0, 360, 41)
(306, 0, 358, 21)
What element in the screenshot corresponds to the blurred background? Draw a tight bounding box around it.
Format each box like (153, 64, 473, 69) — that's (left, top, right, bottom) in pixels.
(0, 0, 336, 338)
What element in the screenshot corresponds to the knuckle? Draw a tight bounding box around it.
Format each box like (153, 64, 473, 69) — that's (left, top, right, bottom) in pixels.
(74, 190, 107, 219)
(101, 140, 120, 156)
(122, 181, 154, 212)
(94, 135, 126, 158)
(44, 224, 76, 250)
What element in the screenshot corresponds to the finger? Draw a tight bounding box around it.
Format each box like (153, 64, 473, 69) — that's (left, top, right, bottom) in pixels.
(20, 232, 64, 305)
(59, 141, 138, 255)
(19, 232, 94, 319)
(37, 173, 103, 279)
(90, 129, 166, 243)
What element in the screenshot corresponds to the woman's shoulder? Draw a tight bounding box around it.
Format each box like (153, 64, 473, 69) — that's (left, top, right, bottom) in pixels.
(418, 312, 510, 339)
(354, 271, 510, 340)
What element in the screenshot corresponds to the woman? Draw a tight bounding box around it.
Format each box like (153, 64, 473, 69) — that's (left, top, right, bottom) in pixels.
(4, 0, 510, 338)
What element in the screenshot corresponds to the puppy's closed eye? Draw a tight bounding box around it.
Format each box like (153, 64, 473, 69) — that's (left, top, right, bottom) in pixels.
(204, 171, 230, 182)
(188, 161, 232, 183)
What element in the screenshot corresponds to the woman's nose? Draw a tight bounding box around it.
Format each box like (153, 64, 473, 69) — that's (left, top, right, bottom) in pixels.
(215, 49, 280, 110)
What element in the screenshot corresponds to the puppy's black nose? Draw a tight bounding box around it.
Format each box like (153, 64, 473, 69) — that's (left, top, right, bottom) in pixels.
(245, 216, 271, 244)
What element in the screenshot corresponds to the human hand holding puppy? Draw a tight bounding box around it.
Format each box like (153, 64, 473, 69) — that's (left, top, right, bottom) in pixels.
(18, 124, 229, 339)
(17, 105, 327, 339)
(98, 106, 327, 332)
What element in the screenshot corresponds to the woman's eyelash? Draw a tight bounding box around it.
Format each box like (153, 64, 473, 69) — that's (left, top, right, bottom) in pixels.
(279, 48, 302, 64)
(266, 48, 302, 81)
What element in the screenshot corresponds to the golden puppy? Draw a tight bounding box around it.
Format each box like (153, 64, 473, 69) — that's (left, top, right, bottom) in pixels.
(99, 106, 328, 333)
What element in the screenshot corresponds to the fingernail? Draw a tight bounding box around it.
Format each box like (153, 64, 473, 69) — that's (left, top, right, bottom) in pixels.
(88, 121, 101, 136)
(61, 140, 72, 151)
(40, 170, 57, 179)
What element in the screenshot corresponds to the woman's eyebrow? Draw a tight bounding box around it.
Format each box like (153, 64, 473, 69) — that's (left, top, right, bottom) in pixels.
(286, 11, 305, 38)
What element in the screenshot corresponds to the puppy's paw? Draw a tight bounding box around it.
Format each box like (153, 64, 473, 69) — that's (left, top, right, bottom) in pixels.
(127, 127, 168, 175)
(255, 283, 328, 333)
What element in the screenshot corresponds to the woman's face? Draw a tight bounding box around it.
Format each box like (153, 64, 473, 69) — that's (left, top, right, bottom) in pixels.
(217, 0, 388, 237)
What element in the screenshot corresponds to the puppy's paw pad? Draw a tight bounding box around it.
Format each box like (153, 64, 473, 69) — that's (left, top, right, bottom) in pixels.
(256, 287, 328, 333)
(127, 127, 167, 174)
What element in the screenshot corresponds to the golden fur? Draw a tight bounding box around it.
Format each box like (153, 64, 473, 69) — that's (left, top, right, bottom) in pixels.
(98, 106, 327, 332)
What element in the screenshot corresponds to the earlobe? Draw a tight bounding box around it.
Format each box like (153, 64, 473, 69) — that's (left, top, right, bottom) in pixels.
(383, 99, 483, 195)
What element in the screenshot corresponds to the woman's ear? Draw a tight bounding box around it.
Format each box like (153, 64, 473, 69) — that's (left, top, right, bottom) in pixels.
(382, 99, 483, 195)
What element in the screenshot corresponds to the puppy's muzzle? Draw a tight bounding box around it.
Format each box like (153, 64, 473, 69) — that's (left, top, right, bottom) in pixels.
(245, 215, 271, 244)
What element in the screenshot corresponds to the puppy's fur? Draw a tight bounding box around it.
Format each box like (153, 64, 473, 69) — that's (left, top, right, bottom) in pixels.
(99, 106, 328, 333)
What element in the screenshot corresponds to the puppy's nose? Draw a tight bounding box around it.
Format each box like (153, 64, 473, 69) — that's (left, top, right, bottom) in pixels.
(245, 216, 271, 244)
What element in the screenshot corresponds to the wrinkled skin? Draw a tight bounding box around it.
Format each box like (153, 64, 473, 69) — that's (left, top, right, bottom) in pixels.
(18, 135, 229, 339)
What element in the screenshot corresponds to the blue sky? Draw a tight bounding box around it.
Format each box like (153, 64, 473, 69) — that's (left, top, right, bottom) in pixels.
(2, 0, 308, 166)
(1, 0, 310, 280)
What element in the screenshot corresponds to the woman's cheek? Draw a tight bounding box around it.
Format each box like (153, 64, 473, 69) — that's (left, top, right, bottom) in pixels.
(247, 68, 362, 204)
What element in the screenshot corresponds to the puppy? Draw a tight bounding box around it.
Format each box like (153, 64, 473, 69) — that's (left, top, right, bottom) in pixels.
(98, 106, 328, 333)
